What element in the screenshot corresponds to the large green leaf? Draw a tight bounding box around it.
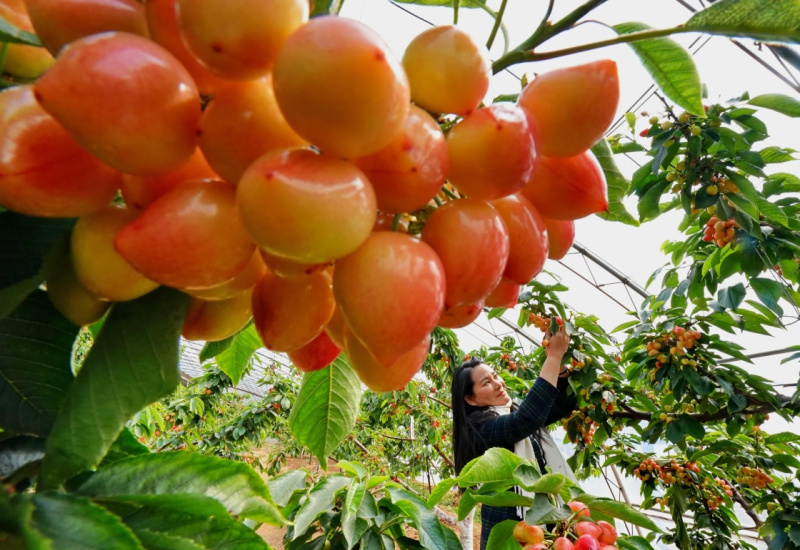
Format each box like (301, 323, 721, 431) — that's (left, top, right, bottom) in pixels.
(39, 288, 190, 489)
(0, 490, 51, 550)
(76, 452, 283, 525)
(0, 15, 42, 46)
(750, 277, 784, 316)
(292, 474, 352, 539)
(524, 494, 571, 525)
(289, 354, 361, 467)
(617, 537, 656, 550)
(94, 494, 230, 519)
(0, 290, 78, 437)
(458, 447, 522, 487)
(98, 428, 150, 469)
(128, 529, 204, 550)
(587, 498, 662, 532)
(385, 486, 454, 550)
(592, 139, 639, 226)
(685, 0, 800, 43)
(749, 94, 800, 117)
(30, 492, 144, 549)
(0, 214, 74, 320)
(214, 324, 261, 385)
(267, 469, 308, 507)
(427, 478, 458, 508)
(120, 509, 269, 550)
(342, 480, 367, 550)
(614, 22, 704, 116)
(471, 491, 532, 508)
(717, 283, 746, 312)
(485, 520, 520, 550)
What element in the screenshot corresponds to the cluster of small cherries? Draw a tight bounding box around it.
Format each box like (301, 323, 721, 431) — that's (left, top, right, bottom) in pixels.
(0, 0, 618, 392)
(512, 501, 619, 549)
(702, 216, 738, 247)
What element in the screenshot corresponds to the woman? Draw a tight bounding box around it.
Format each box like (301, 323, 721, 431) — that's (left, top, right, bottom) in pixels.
(451, 327, 575, 550)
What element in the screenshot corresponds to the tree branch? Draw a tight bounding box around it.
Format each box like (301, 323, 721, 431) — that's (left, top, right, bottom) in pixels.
(433, 442, 455, 469)
(428, 395, 452, 409)
(351, 436, 369, 455)
(723, 477, 763, 529)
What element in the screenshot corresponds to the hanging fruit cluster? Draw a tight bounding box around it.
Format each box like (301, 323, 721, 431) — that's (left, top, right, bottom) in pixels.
(0, 0, 619, 393)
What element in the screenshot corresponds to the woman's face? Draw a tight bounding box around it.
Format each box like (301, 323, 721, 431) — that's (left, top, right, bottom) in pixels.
(465, 363, 509, 407)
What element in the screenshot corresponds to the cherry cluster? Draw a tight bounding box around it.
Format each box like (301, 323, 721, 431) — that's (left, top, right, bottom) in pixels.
(735, 466, 774, 489)
(702, 216, 737, 247)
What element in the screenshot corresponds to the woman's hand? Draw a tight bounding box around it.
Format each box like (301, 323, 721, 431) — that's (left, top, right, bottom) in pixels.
(545, 325, 569, 361)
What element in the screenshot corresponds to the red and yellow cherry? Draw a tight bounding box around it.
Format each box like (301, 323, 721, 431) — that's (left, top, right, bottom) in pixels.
(575, 521, 603, 540)
(568, 501, 591, 518)
(353, 105, 447, 214)
(34, 32, 201, 176)
(287, 331, 341, 373)
(115, 179, 255, 290)
(490, 194, 548, 285)
(446, 103, 536, 200)
(333, 231, 445, 367)
(543, 217, 575, 260)
(186, 249, 266, 301)
(600, 546, 619, 550)
(198, 75, 307, 184)
(44, 244, 110, 326)
(596, 521, 618, 545)
(484, 279, 519, 309)
(553, 537, 575, 550)
(70, 204, 159, 302)
(574, 535, 600, 550)
(421, 198, 509, 307)
(402, 25, 490, 116)
(521, 152, 608, 220)
(324, 304, 347, 350)
(176, 0, 308, 80)
(344, 326, 429, 393)
(437, 301, 483, 329)
(523, 544, 547, 550)
(181, 289, 253, 342)
(145, 0, 228, 95)
(121, 148, 217, 211)
(24, 0, 148, 55)
(273, 16, 409, 158)
(513, 521, 544, 544)
(237, 147, 376, 263)
(517, 60, 619, 158)
(0, 0, 54, 78)
(0, 85, 120, 217)
(251, 268, 334, 352)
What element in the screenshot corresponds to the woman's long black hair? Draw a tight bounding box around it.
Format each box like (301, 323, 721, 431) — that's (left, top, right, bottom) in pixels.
(451, 357, 496, 476)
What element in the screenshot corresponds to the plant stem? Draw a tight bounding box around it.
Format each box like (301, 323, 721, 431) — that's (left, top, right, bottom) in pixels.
(453, 0, 459, 24)
(493, 25, 686, 73)
(486, 0, 508, 50)
(391, 213, 401, 232)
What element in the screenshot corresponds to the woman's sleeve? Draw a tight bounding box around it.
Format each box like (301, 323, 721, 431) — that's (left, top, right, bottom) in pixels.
(544, 376, 577, 426)
(474, 377, 560, 448)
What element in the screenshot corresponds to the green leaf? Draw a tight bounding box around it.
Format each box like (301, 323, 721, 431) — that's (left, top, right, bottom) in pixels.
(637, 179, 670, 221)
(685, 0, 800, 44)
(592, 139, 639, 226)
(127, 529, 205, 550)
(30, 493, 143, 549)
(717, 283, 746, 312)
(524, 493, 571, 525)
(617, 536, 656, 550)
(678, 415, 705, 439)
(77, 451, 283, 524)
(765, 432, 800, 444)
(289, 354, 361, 468)
(457, 489, 478, 522)
(522, 473, 566, 495)
(0, 14, 43, 46)
(485, 520, 520, 550)
(0, 214, 74, 320)
(756, 197, 789, 227)
(726, 193, 760, 221)
(99, 428, 150, 469)
(471, 491, 532, 508)
(614, 22, 704, 116)
(750, 277, 784, 316)
(342, 481, 367, 550)
(759, 146, 797, 163)
(214, 324, 261, 385)
(121, 510, 270, 549)
(749, 93, 800, 117)
(198, 336, 235, 363)
(0, 491, 51, 550)
(309, 0, 344, 16)
(0, 290, 78, 437)
(94, 493, 230, 519)
(268, 469, 308, 507)
(386, 487, 453, 550)
(39, 288, 190, 490)
(458, 447, 521, 487)
(427, 478, 458, 508)
(587, 499, 662, 532)
(728, 393, 747, 413)
(666, 420, 684, 444)
(292, 475, 351, 539)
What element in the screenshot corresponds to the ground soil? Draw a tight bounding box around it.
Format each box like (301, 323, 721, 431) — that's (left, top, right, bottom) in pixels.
(252, 444, 481, 549)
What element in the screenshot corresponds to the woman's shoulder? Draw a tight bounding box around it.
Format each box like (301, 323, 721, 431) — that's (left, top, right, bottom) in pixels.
(467, 408, 497, 426)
